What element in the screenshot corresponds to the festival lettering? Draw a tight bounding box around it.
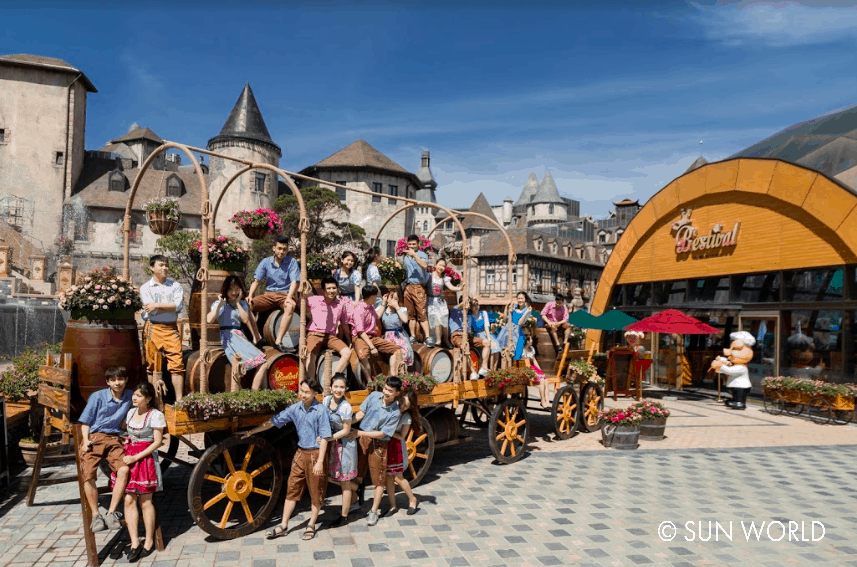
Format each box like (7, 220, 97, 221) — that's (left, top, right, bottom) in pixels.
(670, 209, 739, 256)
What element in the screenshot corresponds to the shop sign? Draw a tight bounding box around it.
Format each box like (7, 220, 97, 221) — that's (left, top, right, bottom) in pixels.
(671, 209, 739, 256)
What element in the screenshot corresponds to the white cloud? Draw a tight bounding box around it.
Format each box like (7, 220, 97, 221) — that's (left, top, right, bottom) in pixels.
(691, 3, 857, 47)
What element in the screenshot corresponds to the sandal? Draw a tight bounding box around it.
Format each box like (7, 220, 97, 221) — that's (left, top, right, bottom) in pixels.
(265, 525, 287, 540)
(379, 507, 398, 518)
(302, 526, 317, 541)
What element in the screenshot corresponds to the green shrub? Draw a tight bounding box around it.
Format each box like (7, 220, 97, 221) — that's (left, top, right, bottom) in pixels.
(0, 343, 62, 402)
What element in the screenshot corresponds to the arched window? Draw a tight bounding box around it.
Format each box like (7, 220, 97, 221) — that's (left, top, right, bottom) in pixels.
(109, 171, 125, 192)
(166, 175, 183, 198)
(549, 204, 554, 214)
(423, 220, 428, 232)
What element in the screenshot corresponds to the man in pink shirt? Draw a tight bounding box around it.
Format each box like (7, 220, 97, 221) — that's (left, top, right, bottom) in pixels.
(305, 276, 352, 381)
(351, 286, 404, 382)
(542, 294, 572, 352)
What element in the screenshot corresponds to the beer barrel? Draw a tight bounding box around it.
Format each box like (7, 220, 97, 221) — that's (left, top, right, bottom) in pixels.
(266, 352, 301, 392)
(425, 407, 459, 445)
(414, 345, 453, 383)
(534, 328, 557, 378)
(262, 311, 300, 350)
(188, 269, 242, 350)
(62, 317, 144, 416)
(315, 350, 358, 389)
(469, 347, 482, 373)
(184, 348, 254, 394)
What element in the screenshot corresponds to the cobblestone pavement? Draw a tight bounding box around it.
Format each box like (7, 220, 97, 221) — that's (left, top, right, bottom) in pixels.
(1, 390, 856, 567)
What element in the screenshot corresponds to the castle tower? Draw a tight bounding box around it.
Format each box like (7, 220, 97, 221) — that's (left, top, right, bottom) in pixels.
(207, 84, 281, 240)
(502, 196, 513, 226)
(511, 172, 540, 226)
(527, 172, 567, 227)
(414, 150, 438, 236)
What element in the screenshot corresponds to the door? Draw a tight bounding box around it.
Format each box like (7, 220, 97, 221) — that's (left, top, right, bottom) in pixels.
(739, 312, 779, 392)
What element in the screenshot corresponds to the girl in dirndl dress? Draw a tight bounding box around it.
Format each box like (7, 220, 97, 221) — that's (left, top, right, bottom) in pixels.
(385, 391, 420, 515)
(113, 382, 165, 561)
(333, 251, 363, 302)
(426, 258, 461, 349)
(207, 275, 266, 379)
(378, 292, 414, 368)
(324, 374, 358, 527)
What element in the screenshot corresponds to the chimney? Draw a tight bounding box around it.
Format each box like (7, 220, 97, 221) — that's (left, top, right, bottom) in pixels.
(503, 197, 513, 225)
(421, 150, 430, 168)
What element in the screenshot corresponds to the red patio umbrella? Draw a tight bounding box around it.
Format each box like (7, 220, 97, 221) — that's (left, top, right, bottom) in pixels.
(623, 309, 719, 334)
(623, 309, 719, 393)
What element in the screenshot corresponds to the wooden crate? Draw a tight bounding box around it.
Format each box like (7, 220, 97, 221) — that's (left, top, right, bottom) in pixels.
(165, 406, 271, 436)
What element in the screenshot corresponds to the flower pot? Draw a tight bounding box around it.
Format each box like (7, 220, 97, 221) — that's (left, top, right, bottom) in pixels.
(640, 418, 666, 440)
(601, 423, 614, 447)
(240, 225, 269, 240)
(146, 209, 180, 236)
(19, 439, 63, 468)
(611, 424, 640, 450)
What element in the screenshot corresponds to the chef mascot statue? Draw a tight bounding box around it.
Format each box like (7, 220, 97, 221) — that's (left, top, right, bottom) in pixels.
(710, 331, 755, 410)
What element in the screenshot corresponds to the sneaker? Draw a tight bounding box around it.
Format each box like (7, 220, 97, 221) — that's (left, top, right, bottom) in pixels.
(90, 514, 107, 533)
(469, 372, 479, 380)
(425, 338, 437, 347)
(478, 367, 488, 376)
(409, 335, 417, 344)
(367, 510, 379, 526)
(104, 511, 123, 530)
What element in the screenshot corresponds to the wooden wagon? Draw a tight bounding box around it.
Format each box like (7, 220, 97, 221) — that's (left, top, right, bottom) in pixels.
(763, 386, 854, 425)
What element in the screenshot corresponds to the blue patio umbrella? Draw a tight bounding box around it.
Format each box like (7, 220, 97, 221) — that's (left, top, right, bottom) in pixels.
(568, 310, 599, 328)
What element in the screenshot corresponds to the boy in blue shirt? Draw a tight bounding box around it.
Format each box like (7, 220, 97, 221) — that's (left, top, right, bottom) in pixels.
(400, 235, 432, 346)
(248, 236, 301, 351)
(242, 379, 330, 541)
(78, 366, 133, 533)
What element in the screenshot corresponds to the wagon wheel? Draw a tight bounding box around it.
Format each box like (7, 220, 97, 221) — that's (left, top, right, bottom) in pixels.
(783, 399, 804, 416)
(551, 385, 579, 440)
(831, 407, 853, 425)
(579, 382, 605, 433)
(488, 397, 529, 464)
(763, 391, 785, 415)
(806, 396, 832, 425)
(188, 435, 283, 540)
(404, 416, 434, 487)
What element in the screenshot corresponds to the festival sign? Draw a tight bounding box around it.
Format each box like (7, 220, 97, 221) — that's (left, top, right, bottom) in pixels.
(671, 209, 739, 257)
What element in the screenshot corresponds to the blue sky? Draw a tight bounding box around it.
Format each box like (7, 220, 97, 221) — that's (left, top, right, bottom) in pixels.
(3, 1, 857, 217)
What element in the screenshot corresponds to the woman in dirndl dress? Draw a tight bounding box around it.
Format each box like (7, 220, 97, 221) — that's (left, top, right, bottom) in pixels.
(496, 291, 533, 361)
(377, 292, 414, 368)
(333, 251, 363, 302)
(385, 391, 420, 515)
(426, 258, 461, 349)
(207, 275, 266, 379)
(112, 382, 165, 561)
(325, 374, 358, 527)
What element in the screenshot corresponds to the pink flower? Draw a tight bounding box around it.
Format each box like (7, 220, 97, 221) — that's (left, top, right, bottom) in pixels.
(125, 299, 132, 305)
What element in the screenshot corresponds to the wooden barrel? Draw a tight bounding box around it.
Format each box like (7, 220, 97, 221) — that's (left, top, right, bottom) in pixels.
(468, 347, 482, 373)
(263, 311, 300, 350)
(534, 327, 557, 377)
(414, 346, 453, 382)
(62, 317, 144, 416)
(315, 350, 358, 389)
(425, 407, 458, 445)
(185, 348, 257, 394)
(188, 269, 242, 349)
(266, 353, 301, 392)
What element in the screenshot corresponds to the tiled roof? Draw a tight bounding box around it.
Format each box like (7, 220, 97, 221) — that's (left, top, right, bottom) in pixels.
(312, 139, 410, 174)
(0, 53, 97, 92)
(613, 198, 639, 206)
(514, 173, 540, 208)
(208, 83, 281, 156)
(532, 172, 565, 204)
(70, 159, 203, 216)
(111, 127, 163, 145)
(474, 227, 604, 267)
(461, 193, 499, 231)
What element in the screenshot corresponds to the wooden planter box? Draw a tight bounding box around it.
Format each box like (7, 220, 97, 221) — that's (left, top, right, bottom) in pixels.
(165, 405, 272, 436)
(764, 387, 855, 410)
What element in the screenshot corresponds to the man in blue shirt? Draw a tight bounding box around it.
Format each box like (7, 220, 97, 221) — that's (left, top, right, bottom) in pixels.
(79, 366, 133, 533)
(400, 235, 433, 346)
(347, 376, 402, 526)
(248, 236, 301, 352)
(242, 380, 330, 540)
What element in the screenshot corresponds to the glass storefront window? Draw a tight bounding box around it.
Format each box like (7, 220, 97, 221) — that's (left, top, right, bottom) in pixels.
(609, 284, 625, 308)
(781, 309, 843, 382)
(688, 277, 730, 304)
(784, 267, 844, 302)
(732, 272, 780, 303)
(626, 283, 651, 307)
(654, 280, 686, 305)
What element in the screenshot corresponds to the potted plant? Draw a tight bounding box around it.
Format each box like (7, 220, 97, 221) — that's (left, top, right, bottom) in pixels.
(484, 366, 539, 389)
(54, 236, 75, 262)
(229, 208, 284, 240)
(368, 372, 439, 395)
(565, 359, 603, 386)
(597, 406, 643, 450)
(189, 236, 250, 272)
(306, 252, 337, 285)
(377, 257, 406, 286)
(175, 389, 297, 421)
(57, 267, 143, 321)
(145, 197, 182, 236)
(632, 400, 671, 440)
(18, 435, 64, 468)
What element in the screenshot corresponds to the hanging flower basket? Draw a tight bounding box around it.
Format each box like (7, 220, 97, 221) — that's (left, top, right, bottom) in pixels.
(229, 208, 283, 240)
(240, 225, 269, 240)
(145, 197, 182, 236)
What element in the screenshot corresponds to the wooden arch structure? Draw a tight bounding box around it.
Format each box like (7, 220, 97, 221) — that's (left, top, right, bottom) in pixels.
(587, 157, 857, 348)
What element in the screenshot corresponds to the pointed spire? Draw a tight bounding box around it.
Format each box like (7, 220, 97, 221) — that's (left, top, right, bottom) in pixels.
(416, 150, 437, 189)
(208, 83, 281, 156)
(533, 172, 565, 204)
(684, 156, 708, 174)
(514, 173, 541, 207)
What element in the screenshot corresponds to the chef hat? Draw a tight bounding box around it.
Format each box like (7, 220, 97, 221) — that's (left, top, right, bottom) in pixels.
(624, 330, 645, 340)
(730, 331, 756, 347)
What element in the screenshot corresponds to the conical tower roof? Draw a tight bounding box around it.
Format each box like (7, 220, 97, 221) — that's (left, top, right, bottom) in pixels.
(208, 83, 281, 156)
(416, 150, 437, 189)
(684, 156, 708, 174)
(532, 172, 565, 204)
(461, 192, 498, 231)
(514, 173, 541, 207)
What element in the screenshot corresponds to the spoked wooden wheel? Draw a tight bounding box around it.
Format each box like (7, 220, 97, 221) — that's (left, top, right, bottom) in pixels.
(784, 399, 804, 416)
(404, 416, 434, 487)
(806, 396, 832, 425)
(763, 392, 785, 415)
(488, 397, 529, 464)
(831, 406, 853, 425)
(579, 382, 605, 433)
(551, 385, 579, 440)
(188, 435, 283, 539)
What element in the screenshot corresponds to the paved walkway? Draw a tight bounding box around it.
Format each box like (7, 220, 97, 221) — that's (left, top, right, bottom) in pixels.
(1, 390, 856, 566)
